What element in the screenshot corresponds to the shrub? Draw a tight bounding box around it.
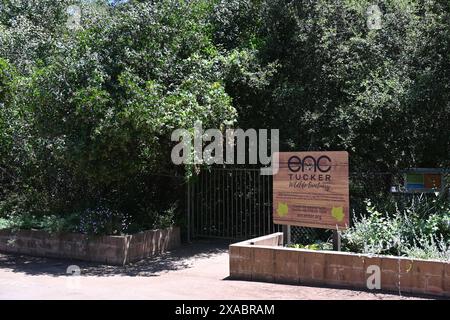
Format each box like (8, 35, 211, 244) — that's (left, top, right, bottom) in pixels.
(0, 213, 78, 233)
(341, 195, 450, 261)
(75, 206, 131, 235)
(288, 241, 333, 251)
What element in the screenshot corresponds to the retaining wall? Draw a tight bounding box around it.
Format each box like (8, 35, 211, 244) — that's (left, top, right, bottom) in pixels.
(0, 226, 180, 265)
(229, 233, 450, 297)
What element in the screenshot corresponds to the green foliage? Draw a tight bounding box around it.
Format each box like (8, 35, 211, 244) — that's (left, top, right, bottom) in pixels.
(341, 195, 450, 260)
(215, 0, 450, 169)
(0, 213, 79, 234)
(1, 0, 450, 237)
(288, 241, 333, 251)
(0, 0, 239, 233)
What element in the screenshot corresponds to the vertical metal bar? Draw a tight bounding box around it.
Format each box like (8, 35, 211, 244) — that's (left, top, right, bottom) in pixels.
(216, 169, 219, 236)
(254, 170, 257, 237)
(187, 180, 191, 243)
(260, 171, 263, 236)
(249, 170, 253, 237)
(210, 169, 213, 237)
(198, 173, 201, 237)
(213, 169, 216, 236)
(258, 170, 261, 236)
(268, 173, 271, 234)
(196, 173, 199, 238)
(243, 170, 246, 239)
(220, 169, 222, 237)
(254, 170, 256, 236)
(250, 170, 253, 237)
(236, 169, 239, 238)
(227, 170, 230, 238)
(234, 169, 237, 239)
(259, 169, 267, 234)
(242, 170, 245, 239)
(250, 171, 252, 237)
(199, 170, 202, 237)
(222, 169, 225, 238)
(229, 170, 235, 238)
(214, 169, 216, 236)
(197, 172, 200, 238)
(238, 170, 241, 238)
(237, 170, 239, 239)
(209, 170, 212, 237)
(192, 176, 195, 239)
(245, 171, 253, 238)
(193, 175, 197, 238)
(217, 169, 220, 237)
(249, 171, 251, 237)
(264, 173, 267, 233)
(242, 169, 245, 239)
(212, 169, 215, 236)
(202, 170, 206, 236)
(206, 170, 208, 237)
(230, 169, 234, 238)
(215, 168, 218, 236)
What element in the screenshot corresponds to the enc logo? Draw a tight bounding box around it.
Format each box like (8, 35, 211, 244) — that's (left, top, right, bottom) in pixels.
(288, 155, 332, 173)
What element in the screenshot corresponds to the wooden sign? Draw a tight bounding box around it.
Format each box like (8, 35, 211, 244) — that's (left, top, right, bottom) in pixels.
(273, 151, 349, 230)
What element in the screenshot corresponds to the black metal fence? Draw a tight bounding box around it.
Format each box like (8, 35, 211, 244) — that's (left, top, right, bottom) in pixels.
(187, 168, 281, 240)
(187, 168, 449, 243)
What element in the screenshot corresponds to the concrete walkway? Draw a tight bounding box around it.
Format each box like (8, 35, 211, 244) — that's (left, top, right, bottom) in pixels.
(0, 241, 432, 300)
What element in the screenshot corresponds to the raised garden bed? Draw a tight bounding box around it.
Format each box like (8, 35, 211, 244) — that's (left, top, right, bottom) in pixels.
(229, 233, 450, 297)
(0, 226, 180, 265)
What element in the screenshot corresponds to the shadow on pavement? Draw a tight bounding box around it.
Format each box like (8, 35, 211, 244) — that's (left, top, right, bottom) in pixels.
(0, 240, 230, 277)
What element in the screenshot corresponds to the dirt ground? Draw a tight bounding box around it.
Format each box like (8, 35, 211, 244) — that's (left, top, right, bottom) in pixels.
(0, 241, 436, 300)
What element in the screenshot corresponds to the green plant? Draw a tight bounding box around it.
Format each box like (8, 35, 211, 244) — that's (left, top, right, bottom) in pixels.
(341, 195, 450, 261)
(0, 212, 79, 233)
(402, 234, 450, 261)
(288, 241, 333, 251)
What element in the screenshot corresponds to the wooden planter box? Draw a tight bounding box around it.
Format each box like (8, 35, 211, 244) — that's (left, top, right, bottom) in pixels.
(229, 233, 450, 298)
(0, 226, 180, 265)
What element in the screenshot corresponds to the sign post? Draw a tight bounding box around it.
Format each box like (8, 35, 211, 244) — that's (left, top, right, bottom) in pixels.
(332, 230, 341, 251)
(282, 225, 291, 245)
(272, 151, 350, 249)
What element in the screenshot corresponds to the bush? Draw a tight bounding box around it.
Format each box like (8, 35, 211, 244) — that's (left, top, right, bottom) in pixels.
(75, 206, 131, 235)
(0, 200, 178, 235)
(341, 195, 450, 261)
(288, 241, 333, 251)
(0, 213, 78, 233)
(0, 0, 238, 233)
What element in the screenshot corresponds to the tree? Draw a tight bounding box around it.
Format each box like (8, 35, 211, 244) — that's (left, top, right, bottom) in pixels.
(213, 0, 450, 170)
(1, 0, 237, 224)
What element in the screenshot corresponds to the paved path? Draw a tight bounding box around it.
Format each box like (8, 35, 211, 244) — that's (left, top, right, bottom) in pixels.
(0, 241, 433, 300)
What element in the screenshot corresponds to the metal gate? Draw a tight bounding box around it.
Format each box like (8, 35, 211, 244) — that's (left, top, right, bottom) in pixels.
(187, 168, 281, 240)
(186, 167, 338, 243)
